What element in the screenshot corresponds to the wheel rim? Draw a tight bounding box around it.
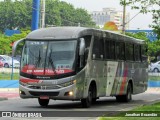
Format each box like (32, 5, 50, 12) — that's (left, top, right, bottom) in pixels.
(127, 85, 132, 100)
(88, 91, 92, 103)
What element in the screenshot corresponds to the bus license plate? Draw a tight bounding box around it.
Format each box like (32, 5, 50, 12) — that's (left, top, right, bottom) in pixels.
(40, 96, 49, 99)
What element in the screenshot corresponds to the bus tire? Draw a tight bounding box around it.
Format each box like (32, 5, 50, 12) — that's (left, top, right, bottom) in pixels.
(124, 82, 132, 102)
(81, 85, 92, 108)
(38, 98, 49, 107)
(116, 83, 132, 102)
(92, 98, 97, 104)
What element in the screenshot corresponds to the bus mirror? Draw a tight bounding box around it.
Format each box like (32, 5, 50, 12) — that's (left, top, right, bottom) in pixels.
(12, 38, 25, 57)
(79, 38, 85, 56)
(93, 54, 96, 59)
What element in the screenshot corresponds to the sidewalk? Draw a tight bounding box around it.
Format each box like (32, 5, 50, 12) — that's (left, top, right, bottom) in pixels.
(0, 88, 19, 101)
(146, 87, 160, 93)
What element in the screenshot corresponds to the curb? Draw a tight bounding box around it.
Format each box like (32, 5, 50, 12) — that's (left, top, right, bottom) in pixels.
(0, 88, 19, 92)
(0, 97, 8, 101)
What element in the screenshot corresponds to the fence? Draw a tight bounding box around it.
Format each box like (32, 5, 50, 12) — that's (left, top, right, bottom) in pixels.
(149, 72, 160, 76)
(0, 68, 19, 80)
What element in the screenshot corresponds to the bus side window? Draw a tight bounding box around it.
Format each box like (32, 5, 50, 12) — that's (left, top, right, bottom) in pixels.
(105, 40, 115, 60)
(92, 36, 104, 59)
(83, 35, 92, 64)
(134, 44, 141, 62)
(141, 45, 148, 62)
(116, 42, 125, 60)
(126, 43, 134, 61)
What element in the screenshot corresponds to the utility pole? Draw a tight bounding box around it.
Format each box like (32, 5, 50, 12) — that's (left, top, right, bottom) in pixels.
(122, 0, 126, 34)
(31, 0, 40, 31)
(41, 0, 45, 28)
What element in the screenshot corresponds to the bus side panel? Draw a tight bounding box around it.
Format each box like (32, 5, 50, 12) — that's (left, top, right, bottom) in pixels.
(110, 61, 148, 96)
(110, 62, 131, 96)
(74, 68, 86, 99)
(132, 62, 148, 94)
(83, 59, 106, 98)
(110, 61, 124, 96)
(106, 61, 118, 96)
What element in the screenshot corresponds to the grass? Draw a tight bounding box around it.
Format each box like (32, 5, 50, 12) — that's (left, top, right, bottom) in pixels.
(98, 102, 160, 120)
(149, 76, 160, 81)
(0, 73, 19, 80)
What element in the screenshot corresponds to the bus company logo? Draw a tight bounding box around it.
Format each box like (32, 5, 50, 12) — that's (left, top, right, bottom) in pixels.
(41, 86, 47, 90)
(2, 112, 11, 117)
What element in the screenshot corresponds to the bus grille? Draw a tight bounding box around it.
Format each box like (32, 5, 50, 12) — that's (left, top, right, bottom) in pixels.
(29, 91, 59, 96)
(28, 85, 61, 90)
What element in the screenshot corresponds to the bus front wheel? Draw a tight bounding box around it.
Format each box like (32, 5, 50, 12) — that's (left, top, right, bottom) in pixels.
(81, 86, 93, 108)
(38, 98, 49, 107)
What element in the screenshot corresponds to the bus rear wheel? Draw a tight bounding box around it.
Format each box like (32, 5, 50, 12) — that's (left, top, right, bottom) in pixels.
(116, 83, 132, 102)
(38, 98, 49, 107)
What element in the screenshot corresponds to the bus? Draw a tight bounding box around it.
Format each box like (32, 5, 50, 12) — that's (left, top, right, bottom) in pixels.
(13, 27, 148, 108)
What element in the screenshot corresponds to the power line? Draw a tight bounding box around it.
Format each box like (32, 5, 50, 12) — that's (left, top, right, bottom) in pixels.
(24, 1, 85, 27)
(124, 4, 153, 27)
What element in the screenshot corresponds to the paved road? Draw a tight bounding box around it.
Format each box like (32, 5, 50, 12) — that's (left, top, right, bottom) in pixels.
(0, 88, 159, 120)
(0, 89, 160, 118)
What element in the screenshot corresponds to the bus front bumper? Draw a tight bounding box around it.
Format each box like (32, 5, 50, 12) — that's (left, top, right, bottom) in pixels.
(19, 84, 78, 100)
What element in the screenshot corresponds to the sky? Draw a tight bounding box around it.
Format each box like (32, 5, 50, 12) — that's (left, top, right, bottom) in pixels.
(61, 0, 153, 30)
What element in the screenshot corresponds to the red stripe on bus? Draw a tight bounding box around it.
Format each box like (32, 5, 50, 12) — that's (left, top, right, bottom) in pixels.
(20, 78, 42, 84)
(119, 66, 128, 95)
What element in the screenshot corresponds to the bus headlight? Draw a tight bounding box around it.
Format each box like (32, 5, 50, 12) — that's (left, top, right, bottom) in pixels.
(69, 91, 73, 96)
(64, 91, 74, 96)
(60, 80, 76, 87)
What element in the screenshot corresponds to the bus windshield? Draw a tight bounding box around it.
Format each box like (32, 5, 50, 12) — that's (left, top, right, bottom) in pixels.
(21, 40, 77, 77)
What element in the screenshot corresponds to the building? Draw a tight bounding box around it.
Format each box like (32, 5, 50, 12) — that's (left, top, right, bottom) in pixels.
(91, 8, 130, 30)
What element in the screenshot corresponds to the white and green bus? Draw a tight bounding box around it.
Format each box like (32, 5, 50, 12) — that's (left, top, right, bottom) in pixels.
(13, 27, 148, 108)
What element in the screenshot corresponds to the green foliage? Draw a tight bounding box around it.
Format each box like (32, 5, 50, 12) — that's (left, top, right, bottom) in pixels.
(120, 0, 160, 39)
(0, 0, 32, 32)
(0, 0, 96, 55)
(0, 0, 96, 31)
(126, 32, 160, 57)
(0, 30, 30, 55)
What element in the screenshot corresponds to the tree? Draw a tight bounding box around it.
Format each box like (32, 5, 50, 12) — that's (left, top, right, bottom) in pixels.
(126, 32, 160, 62)
(0, 0, 96, 31)
(0, 30, 30, 55)
(120, 0, 160, 39)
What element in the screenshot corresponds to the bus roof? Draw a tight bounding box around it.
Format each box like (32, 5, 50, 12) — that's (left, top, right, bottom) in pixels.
(26, 27, 145, 44)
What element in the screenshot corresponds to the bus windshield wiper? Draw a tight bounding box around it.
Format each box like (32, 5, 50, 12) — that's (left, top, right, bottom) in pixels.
(30, 49, 41, 76)
(35, 49, 41, 67)
(49, 49, 57, 75)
